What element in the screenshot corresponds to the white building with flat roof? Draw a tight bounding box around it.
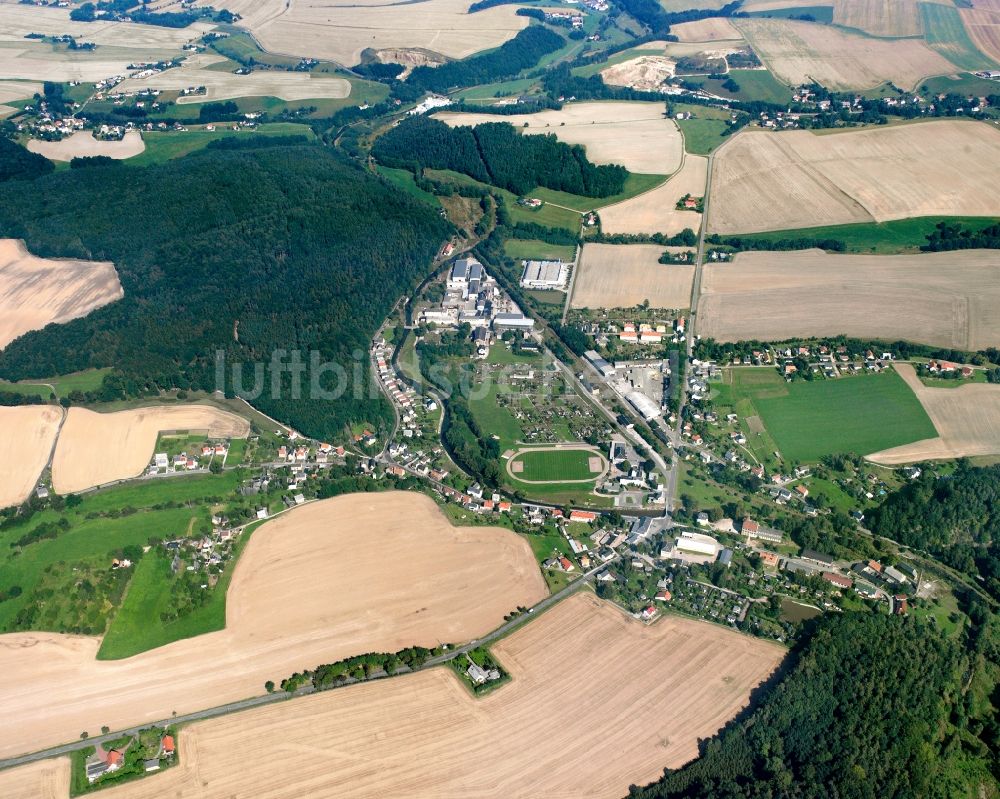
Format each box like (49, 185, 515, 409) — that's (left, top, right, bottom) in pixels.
(520, 260, 568, 289)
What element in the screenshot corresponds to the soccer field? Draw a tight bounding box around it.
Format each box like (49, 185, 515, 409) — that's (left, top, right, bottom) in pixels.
(509, 448, 603, 482)
(724, 368, 936, 463)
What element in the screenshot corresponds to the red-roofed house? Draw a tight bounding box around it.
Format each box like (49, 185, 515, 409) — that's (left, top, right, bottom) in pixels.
(655, 589, 671, 601)
(569, 510, 598, 523)
(822, 572, 852, 589)
(498, 501, 512, 512)
(558, 557, 575, 572)
(161, 735, 175, 756)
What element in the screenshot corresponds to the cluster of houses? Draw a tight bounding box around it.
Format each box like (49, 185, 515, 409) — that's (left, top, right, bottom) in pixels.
(148, 441, 229, 475)
(919, 359, 977, 379)
(85, 732, 175, 784)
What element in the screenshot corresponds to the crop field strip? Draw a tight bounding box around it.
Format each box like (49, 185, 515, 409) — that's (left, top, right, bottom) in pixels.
(7, 594, 784, 799)
(571, 243, 695, 309)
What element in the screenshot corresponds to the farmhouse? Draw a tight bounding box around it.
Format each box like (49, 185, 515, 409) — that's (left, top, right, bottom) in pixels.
(822, 572, 853, 590)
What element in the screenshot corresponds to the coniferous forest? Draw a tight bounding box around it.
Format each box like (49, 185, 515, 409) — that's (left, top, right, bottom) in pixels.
(0, 144, 450, 439)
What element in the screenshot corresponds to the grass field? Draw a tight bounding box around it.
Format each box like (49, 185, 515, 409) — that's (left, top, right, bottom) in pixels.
(719, 216, 1000, 254)
(920, 2, 997, 72)
(673, 103, 734, 154)
(719, 368, 936, 463)
(530, 172, 669, 211)
(680, 69, 793, 105)
(504, 238, 576, 262)
(0, 367, 110, 399)
(126, 123, 314, 166)
(509, 448, 601, 481)
(746, 5, 834, 23)
(375, 165, 439, 206)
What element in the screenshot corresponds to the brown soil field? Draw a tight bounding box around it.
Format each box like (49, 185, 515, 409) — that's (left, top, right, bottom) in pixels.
(207, 0, 528, 66)
(572, 243, 695, 309)
(118, 53, 351, 103)
(696, 249, 1000, 350)
(0, 758, 70, 799)
(733, 17, 954, 89)
(51, 405, 250, 494)
(601, 154, 708, 236)
(0, 405, 61, 510)
(708, 120, 1000, 234)
(671, 16, 743, 41)
(962, 0, 1000, 63)
(436, 102, 683, 175)
(0, 239, 123, 349)
(601, 55, 676, 90)
(0, 78, 40, 105)
(27, 129, 145, 161)
(869, 364, 1000, 463)
(68, 593, 783, 799)
(0, 492, 547, 759)
(740, 0, 925, 37)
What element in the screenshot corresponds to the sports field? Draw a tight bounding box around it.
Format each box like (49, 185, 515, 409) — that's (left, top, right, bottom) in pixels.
(508, 447, 605, 483)
(719, 367, 936, 463)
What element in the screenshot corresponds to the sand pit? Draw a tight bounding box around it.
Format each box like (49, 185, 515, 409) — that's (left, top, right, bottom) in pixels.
(601, 55, 675, 90)
(205, 0, 528, 66)
(435, 102, 683, 175)
(708, 120, 1000, 234)
(697, 249, 1000, 350)
(51, 405, 250, 494)
(0, 405, 62, 510)
(869, 363, 1000, 463)
(27, 130, 144, 161)
(601, 154, 708, 236)
(0, 239, 123, 350)
(671, 16, 743, 41)
(68, 593, 783, 799)
(733, 17, 954, 89)
(117, 56, 351, 103)
(572, 243, 695, 309)
(0, 758, 70, 799)
(0, 492, 547, 759)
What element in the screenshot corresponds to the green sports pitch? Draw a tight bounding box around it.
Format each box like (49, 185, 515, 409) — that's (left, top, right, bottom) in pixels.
(722, 368, 936, 463)
(509, 448, 603, 482)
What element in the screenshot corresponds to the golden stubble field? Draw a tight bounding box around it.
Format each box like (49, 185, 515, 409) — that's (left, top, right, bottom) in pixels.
(50, 405, 250, 494)
(0, 758, 69, 799)
(436, 102, 684, 175)
(0, 492, 547, 759)
(733, 17, 953, 89)
(0, 405, 62, 510)
(116, 53, 352, 103)
(18, 593, 784, 799)
(869, 363, 1000, 463)
(739, 0, 928, 37)
(708, 120, 1000, 234)
(696, 249, 1000, 350)
(203, 0, 528, 65)
(572, 243, 695, 309)
(670, 16, 743, 41)
(0, 239, 123, 350)
(27, 130, 145, 160)
(600, 154, 708, 236)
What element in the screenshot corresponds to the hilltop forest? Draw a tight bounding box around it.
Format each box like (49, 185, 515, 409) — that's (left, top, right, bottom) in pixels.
(372, 116, 629, 198)
(0, 144, 450, 439)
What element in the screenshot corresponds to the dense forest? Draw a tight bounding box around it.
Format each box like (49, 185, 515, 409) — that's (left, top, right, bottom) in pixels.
(921, 220, 1000, 252)
(408, 26, 563, 92)
(373, 116, 629, 197)
(0, 137, 53, 183)
(868, 463, 1000, 601)
(630, 612, 996, 799)
(0, 144, 450, 439)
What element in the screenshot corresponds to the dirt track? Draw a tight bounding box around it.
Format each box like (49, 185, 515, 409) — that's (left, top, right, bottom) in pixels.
(0, 492, 546, 759)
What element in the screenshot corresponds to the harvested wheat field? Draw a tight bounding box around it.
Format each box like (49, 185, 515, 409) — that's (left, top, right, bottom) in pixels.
(0, 405, 61, 510)
(740, 0, 925, 37)
(0, 492, 546, 759)
(436, 102, 683, 175)
(117, 53, 351, 103)
(733, 17, 953, 89)
(0, 239, 123, 349)
(77, 594, 783, 799)
(708, 120, 1000, 234)
(51, 405, 250, 494)
(0, 758, 70, 799)
(572, 243, 694, 309)
(671, 16, 743, 41)
(601, 55, 675, 91)
(206, 0, 527, 65)
(601, 154, 708, 236)
(962, 0, 1000, 63)
(27, 129, 145, 161)
(868, 363, 1000, 463)
(697, 249, 1000, 350)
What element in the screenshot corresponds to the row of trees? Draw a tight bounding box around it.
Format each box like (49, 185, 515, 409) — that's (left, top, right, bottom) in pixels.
(373, 116, 629, 198)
